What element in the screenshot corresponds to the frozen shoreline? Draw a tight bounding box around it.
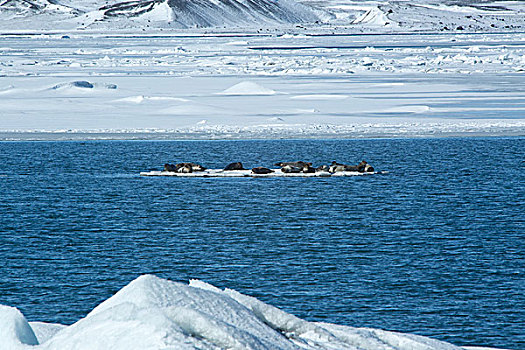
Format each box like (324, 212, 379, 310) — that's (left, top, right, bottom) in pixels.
(1, 129, 524, 141)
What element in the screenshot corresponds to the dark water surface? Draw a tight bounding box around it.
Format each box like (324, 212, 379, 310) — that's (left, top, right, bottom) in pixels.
(0, 138, 523, 349)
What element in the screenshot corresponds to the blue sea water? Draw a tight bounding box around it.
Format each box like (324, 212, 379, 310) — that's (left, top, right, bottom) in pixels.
(0, 138, 523, 349)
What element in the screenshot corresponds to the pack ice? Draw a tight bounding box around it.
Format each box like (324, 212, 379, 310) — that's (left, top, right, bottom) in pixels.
(0, 275, 505, 350)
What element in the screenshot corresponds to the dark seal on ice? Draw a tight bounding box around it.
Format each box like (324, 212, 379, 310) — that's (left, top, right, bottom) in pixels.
(176, 162, 206, 172)
(281, 165, 302, 173)
(316, 165, 330, 172)
(276, 161, 315, 173)
(252, 167, 274, 174)
(164, 163, 178, 172)
(275, 161, 311, 168)
(224, 162, 245, 170)
(357, 160, 374, 173)
(177, 164, 193, 173)
(329, 161, 357, 173)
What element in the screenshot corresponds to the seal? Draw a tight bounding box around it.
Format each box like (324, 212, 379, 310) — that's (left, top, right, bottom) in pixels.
(164, 163, 177, 172)
(281, 165, 302, 173)
(316, 165, 330, 172)
(329, 161, 358, 173)
(275, 161, 312, 168)
(177, 164, 193, 173)
(356, 160, 367, 172)
(224, 162, 245, 171)
(188, 163, 206, 172)
(275, 161, 315, 173)
(356, 160, 374, 173)
(176, 162, 206, 172)
(252, 167, 274, 174)
(303, 165, 316, 173)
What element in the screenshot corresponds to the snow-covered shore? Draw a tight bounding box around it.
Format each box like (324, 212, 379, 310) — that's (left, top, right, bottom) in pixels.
(1, 1, 524, 139)
(0, 275, 512, 350)
(1, 33, 524, 139)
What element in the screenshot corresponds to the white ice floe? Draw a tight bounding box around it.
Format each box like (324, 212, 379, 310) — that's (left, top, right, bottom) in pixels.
(139, 169, 377, 177)
(0, 275, 505, 350)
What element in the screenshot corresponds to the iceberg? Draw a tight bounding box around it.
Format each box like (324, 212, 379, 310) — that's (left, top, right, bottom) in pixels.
(0, 275, 509, 350)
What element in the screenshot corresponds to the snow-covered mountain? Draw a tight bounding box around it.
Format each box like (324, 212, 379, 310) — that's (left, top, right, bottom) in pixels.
(0, 0, 523, 31)
(0, 0, 321, 29)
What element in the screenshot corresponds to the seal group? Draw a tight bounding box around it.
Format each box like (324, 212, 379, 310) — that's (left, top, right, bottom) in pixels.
(163, 160, 375, 174)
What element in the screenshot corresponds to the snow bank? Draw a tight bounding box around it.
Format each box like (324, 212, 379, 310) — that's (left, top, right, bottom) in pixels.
(0, 275, 505, 350)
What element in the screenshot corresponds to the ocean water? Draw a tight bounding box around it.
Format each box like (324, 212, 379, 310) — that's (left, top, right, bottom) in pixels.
(0, 138, 523, 349)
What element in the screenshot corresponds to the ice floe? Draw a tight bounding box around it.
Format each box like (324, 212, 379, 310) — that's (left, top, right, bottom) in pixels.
(0, 275, 505, 350)
(140, 169, 377, 177)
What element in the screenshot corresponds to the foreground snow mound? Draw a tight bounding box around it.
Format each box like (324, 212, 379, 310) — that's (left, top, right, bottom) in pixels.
(44, 275, 296, 349)
(219, 81, 276, 96)
(0, 274, 484, 349)
(0, 305, 38, 348)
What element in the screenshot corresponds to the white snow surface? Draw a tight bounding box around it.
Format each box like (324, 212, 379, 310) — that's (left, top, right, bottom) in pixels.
(0, 275, 510, 350)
